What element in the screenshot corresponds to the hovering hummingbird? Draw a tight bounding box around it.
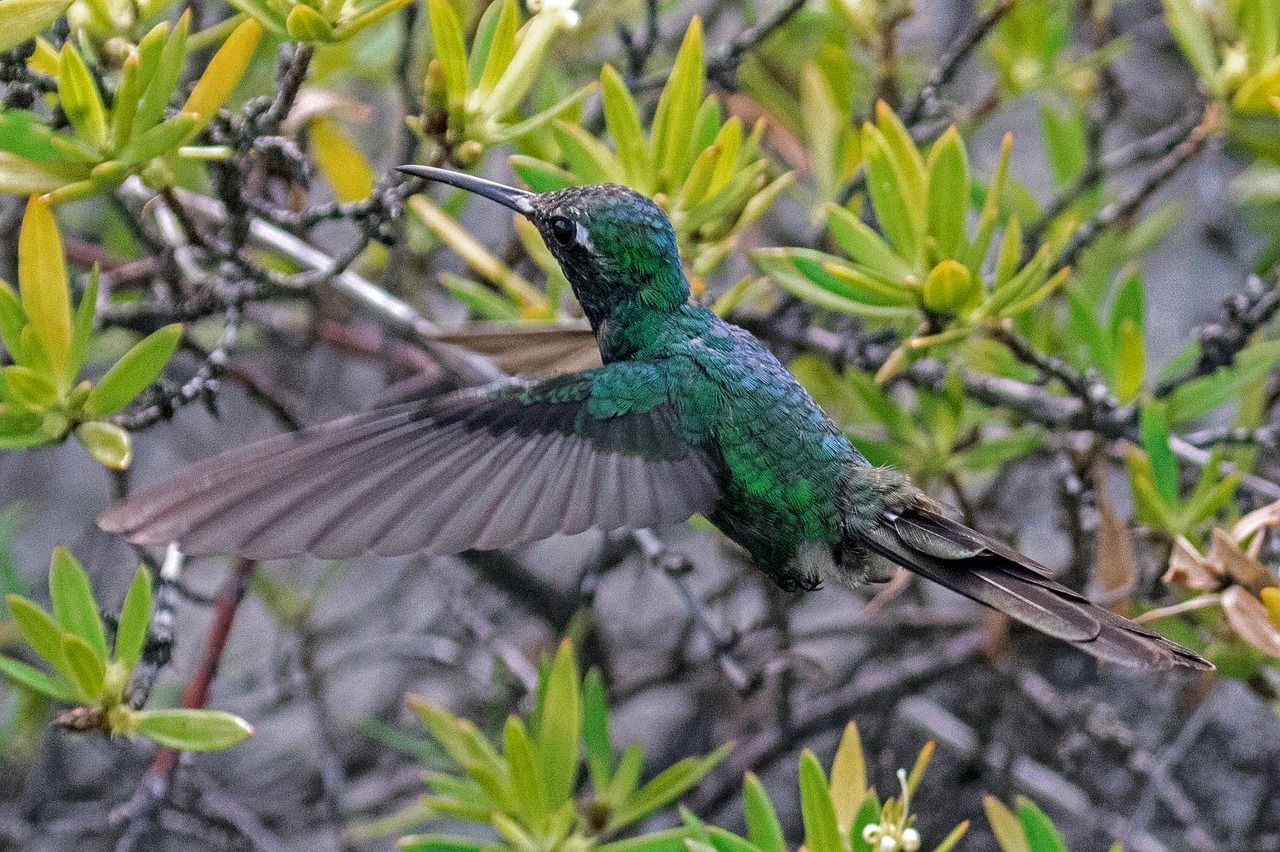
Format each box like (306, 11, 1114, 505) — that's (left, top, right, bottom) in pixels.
(100, 166, 1209, 671)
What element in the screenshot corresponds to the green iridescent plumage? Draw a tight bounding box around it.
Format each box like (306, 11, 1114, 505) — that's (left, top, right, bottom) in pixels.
(101, 167, 1209, 671)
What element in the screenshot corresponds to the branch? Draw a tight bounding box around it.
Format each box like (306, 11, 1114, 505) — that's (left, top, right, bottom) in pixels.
(902, 0, 1014, 126)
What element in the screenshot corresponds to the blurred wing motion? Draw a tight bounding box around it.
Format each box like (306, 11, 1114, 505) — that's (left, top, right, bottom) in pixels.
(100, 365, 719, 560)
(866, 505, 1212, 670)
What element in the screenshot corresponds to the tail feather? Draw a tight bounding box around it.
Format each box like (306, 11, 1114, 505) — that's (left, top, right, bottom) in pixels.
(862, 505, 1212, 671)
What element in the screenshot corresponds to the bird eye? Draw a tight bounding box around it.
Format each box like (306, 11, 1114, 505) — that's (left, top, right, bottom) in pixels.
(549, 217, 576, 246)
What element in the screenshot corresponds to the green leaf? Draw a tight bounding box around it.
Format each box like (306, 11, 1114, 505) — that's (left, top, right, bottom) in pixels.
(926, 126, 970, 260)
(6, 593, 74, 681)
(114, 566, 152, 669)
(536, 639, 580, 806)
(651, 17, 705, 187)
(552, 119, 624, 184)
(602, 64, 654, 191)
(400, 835, 496, 852)
(67, 265, 97, 382)
(982, 797, 1030, 852)
(58, 44, 109, 149)
(1113, 318, 1144, 405)
(849, 791, 881, 852)
(0, 110, 70, 163)
(1161, 0, 1218, 83)
(1109, 272, 1145, 342)
(61, 632, 105, 700)
(0, 280, 25, 359)
(1139, 404, 1179, 505)
(742, 773, 786, 852)
(510, 155, 577, 193)
(582, 667, 612, 789)
(706, 826, 764, 852)
(829, 721, 867, 831)
(427, 0, 468, 116)
(17, 197, 71, 388)
(75, 421, 132, 469)
(223, 0, 289, 36)
(0, 0, 73, 54)
(286, 4, 335, 42)
(335, 0, 413, 41)
(598, 828, 696, 852)
(604, 742, 644, 804)
(960, 433, 1042, 470)
(825, 204, 915, 282)
(1014, 798, 1068, 852)
(1039, 104, 1087, 188)
(862, 126, 919, 266)
(117, 112, 199, 166)
(49, 547, 107, 659)
(3, 365, 57, 408)
(504, 716, 549, 825)
(439, 273, 520, 321)
(611, 745, 730, 830)
(134, 708, 254, 750)
(133, 10, 191, 141)
(83, 323, 182, 417)
(798, 750, 841, 852)
(474, 0, 519, 99)
(1165, 340, 1280, 424)
(964, 133, 1012, 278)
(110, 52, 142, 151)
(0, 655, 78, 701)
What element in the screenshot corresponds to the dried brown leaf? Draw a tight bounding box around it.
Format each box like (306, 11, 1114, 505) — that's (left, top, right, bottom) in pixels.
(1232, 499, 1280, 558)
(1095, 466, 1138, 600)
(1222, 586, 1280, 658)
(1163, 536, 1222, 591)
(1209, 528, 1279, 596)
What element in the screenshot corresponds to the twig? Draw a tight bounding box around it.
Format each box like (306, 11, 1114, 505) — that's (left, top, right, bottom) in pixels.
(123, 544, 184, 709)
(618, 0, 660, 80)
(1050, 105, 1220, 276)
(902, 0, 1015, 125)
(113, 557, 257, 852)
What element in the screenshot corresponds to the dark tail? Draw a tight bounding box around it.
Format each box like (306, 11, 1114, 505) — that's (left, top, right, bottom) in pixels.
(861, 504, 1212, 670)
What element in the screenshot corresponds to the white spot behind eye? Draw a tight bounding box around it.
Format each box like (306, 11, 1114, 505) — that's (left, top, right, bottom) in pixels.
(575, 222, 593, 251)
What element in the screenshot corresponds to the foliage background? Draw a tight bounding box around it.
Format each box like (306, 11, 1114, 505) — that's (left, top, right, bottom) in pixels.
(2, 0, 1280, 850)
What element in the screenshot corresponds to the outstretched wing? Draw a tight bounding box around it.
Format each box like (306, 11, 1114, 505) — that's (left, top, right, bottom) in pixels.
(100, 364, 720, 560)
(864, 505, 1212, 670)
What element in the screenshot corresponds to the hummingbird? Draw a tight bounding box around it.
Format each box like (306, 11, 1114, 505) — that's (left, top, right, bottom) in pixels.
(100, 166, 1209, 671)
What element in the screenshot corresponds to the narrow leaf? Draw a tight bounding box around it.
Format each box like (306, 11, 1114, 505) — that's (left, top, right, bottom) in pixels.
(114, 566, 152, 669)
(83, 323, 182, 417)
(134, 708, 254, 750)
(49, 546, 107, 659)
(18, 197, 71, 386)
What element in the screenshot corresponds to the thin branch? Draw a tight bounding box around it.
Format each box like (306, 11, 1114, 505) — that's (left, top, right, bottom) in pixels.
(902, 0, 1016, 126)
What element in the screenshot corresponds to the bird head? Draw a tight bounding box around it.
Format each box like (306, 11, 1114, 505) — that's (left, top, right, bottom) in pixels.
(397, 166, 690, 331)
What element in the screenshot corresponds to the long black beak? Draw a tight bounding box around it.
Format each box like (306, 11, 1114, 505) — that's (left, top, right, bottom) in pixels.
(397, 165, 535, 216)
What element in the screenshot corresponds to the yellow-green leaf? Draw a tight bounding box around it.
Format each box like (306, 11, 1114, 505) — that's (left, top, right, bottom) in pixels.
(925, 126, 969, 260)
(110, 51, 142, 151)
(114, 566, 152, 669)
(825, 203, 914, 282)
(982, 796, 1030, 852)
(182, 17, 264, 133)
(923, 260, 976, 313)
(49, 546, 107, 659)
(18, 192, 70, 385)
(426, 0, 468, 117)
(6, 593, 74, 682)
(536, 639, 580, 806)
(58, 43, 109, 150)
(1114, 317, 1144, 404)
(742, 773, 786, 852)
(862, 126, 920, 265)
(475, 0, 519, 99)
(133, 11, 190, 139)
(651, 17, 704, 187)
(310, 117, 374, 202)
(75, 420, 132, 469)
(286, 3, 335, 42)
(61, 631, 105, 700)
(134, 708, 254, 751)
(0, 0, 73, 53)
(798, 750, 841, 852)
(0, 655, 79, 702)
(335, 0, 413, 41)
(83, 323, 182, 417)
(3, 365, 57, 408)
(601, 64, 653, 190)
(829, 721, 867, 832)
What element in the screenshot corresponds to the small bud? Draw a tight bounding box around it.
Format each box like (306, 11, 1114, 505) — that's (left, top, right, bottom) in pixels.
(878, 837, 897, 852)
(863, 824, 883, 845)
(902, 828, 921, 852)
(455, 140, 485, 166)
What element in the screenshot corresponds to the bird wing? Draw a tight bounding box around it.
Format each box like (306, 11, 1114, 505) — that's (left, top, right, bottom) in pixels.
(99, 364, 720, 560)
(863, 504, 1212, 670)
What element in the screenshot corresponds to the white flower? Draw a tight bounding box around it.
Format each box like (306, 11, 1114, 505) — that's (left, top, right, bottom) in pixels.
(527, 0, 580, 29)
(902, 828, 921, 852)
